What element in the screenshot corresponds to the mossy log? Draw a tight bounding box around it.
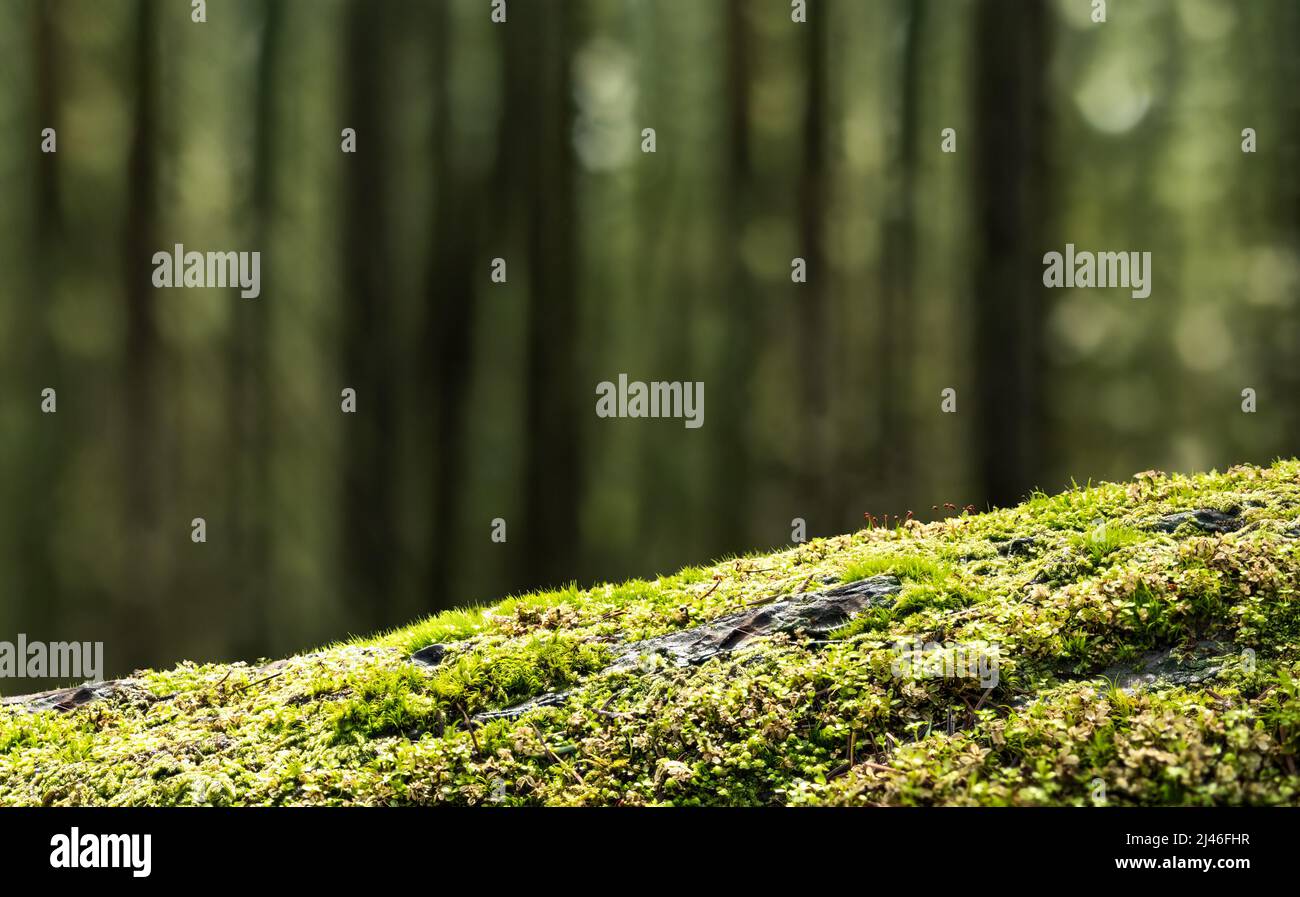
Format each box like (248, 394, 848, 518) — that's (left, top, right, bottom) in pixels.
(4, 462, 1300, 806)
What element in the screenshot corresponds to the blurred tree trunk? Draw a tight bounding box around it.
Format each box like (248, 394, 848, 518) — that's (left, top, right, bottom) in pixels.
(715, 0, 754, 551)
(878, 0, 926, 513)
(798, 0, 831, 523)
(1274, 0, 1300, 445)
(506, 0, 582, 590)
(971, 0, 1050, 508)
(342, 0, 397, 628)
(425, 3, 478, 609)
(228, 0, 280, 654)
(25, 0, 63, 635)
(123, 0, 162, 656)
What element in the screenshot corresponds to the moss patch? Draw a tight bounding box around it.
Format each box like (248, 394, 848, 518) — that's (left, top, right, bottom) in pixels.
(3, 461, 1300, 805)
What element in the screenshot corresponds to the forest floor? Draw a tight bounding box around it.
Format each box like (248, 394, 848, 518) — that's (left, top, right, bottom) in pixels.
(2, 461, 1300, 805)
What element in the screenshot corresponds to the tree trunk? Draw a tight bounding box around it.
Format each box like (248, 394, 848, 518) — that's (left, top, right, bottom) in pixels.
(506, 0, 582, 590)
(342, 0, 397, 629)
(799, 0, 832, 525)
(878, 0, 926, 512)
(123, 0, 162, 658)
(425, 2, 478, 609)
(971, 0, 1051, 508)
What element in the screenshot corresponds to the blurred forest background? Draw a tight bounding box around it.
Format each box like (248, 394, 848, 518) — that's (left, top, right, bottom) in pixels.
(0, 0, 1298, 681)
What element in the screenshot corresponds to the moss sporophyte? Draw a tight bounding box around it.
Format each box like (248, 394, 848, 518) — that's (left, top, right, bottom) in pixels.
(3, 461, 1300, 805)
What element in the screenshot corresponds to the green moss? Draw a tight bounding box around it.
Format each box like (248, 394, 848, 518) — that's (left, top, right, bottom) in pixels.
(3, 461, 1300, 805)
(1070, 520, 1146, 564)
(842, 553, 952, 585)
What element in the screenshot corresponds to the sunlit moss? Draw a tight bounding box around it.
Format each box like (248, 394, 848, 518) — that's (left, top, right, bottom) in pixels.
(2, 461, 1299, 805)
